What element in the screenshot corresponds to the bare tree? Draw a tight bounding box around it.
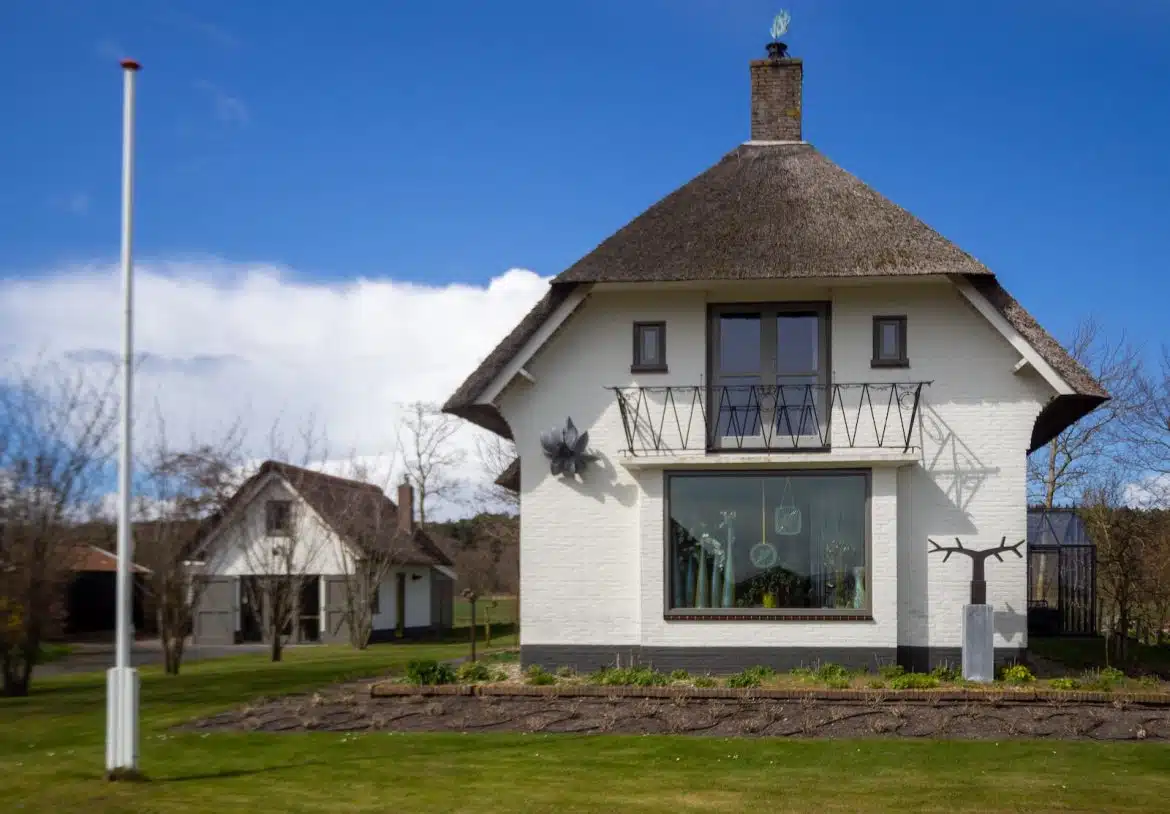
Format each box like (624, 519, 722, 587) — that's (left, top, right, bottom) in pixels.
(232, 422, 329, 663)
(1081, 474, 1158, 663)
(1125, 346, 1170, 504)
(1028, 317, 1143, 507)
(0, 359, 117, 696)
(457, 539, 509, 653)
(397, 401, 466, 525)
(474, 432, 519, 513)
(135, 409, 244, 675)
(320, 456, 409, 650)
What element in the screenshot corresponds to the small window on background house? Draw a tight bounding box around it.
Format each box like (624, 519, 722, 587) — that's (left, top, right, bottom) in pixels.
(872, 316, 908, 367)
(632, 321, 667, 372)
(265, 500, 292, 536)
(369, 586, 380, 615)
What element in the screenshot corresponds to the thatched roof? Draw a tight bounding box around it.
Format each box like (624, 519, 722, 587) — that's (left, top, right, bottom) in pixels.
(495, 458, 520, 493)
(443, 284, 579, 439)
(443, 143, 1108, 451)
(197, 461, 454, 568)
(555, 143, 992, 284)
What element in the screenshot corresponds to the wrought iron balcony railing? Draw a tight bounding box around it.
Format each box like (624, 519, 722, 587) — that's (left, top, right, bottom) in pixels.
(608, 382, 930, 456)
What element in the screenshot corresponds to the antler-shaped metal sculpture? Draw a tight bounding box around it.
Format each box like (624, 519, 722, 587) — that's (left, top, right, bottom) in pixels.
(928, 536, 1025, 604)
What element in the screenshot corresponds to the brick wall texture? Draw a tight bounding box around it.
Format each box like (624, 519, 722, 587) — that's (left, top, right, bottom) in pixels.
(750, 58, 803, 141)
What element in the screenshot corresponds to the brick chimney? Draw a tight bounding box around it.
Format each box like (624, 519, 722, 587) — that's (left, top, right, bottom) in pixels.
(397, 478, 414, 534)
(750, 57, 803, 142)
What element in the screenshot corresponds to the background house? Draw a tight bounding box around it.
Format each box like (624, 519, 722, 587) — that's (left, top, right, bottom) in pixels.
(63, 542, 150, 639)
(444, 47, 1107, 673)
(191, 461, 456, 646)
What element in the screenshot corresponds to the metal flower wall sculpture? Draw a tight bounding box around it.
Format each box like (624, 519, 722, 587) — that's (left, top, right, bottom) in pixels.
(540, 417, 598, 477)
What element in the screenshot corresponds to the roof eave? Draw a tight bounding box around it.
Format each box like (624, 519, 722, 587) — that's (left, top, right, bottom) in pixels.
(1029, 393, 1110, 454)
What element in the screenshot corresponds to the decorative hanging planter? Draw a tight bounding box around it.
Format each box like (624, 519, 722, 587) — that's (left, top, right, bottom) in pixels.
(750, 480, 780, 569)
(773, 478, 802, 536)
(540, 417, 598, 477)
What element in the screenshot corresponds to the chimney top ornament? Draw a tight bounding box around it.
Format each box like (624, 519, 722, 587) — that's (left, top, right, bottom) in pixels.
(770, 10, 791, 41)
(767, 11, 791, 59)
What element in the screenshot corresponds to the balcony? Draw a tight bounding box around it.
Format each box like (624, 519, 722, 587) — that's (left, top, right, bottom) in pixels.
(608, 382, 930, 457)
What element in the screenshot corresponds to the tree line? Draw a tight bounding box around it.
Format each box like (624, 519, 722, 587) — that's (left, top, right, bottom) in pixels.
(1027, 319, 1170, 660)
(0, 357, 516, 697)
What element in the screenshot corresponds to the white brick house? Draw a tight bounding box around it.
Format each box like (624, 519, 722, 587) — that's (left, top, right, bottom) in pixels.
(445, 50, 1108, 673)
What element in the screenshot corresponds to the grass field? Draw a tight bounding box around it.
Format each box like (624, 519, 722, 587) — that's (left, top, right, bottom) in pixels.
(3, 633, 1170, 813)
(454, 594, 517, 628)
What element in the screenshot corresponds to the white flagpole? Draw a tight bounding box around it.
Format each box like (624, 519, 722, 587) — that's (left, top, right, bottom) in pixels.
(106, 57, 141, 778)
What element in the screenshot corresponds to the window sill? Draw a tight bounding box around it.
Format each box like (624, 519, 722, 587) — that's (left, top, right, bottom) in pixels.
(665, 612, 874, 622)
(630, 364, 669, 374)
(870, 359, 910, 369)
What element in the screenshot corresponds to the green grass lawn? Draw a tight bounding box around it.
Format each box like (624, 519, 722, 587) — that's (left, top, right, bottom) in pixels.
(454, 594, 517, 628)
(3, 633, 1169, 813)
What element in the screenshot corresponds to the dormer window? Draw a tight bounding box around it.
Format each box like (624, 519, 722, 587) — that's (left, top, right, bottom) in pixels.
(872, 316, 908, 368)
(631, 321, 667, 373)
(265, 500, 292, 536)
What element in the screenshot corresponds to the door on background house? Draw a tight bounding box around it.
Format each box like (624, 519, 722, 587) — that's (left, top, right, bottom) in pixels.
(193, 577, 237, 645)
(322, 577, 350, 644)
(239, 576, 263, 643)
(297, 576, 321, 643)
(396, 572, 406, 637)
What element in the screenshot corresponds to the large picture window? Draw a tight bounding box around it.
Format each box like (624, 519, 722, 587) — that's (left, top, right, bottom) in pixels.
(666, 471, 869, 616)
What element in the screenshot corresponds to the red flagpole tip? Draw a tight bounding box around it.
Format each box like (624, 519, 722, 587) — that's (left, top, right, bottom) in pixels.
(120, 59, 141, 71)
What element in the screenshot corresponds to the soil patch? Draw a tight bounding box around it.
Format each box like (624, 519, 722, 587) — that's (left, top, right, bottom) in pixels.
(182, 682, 1170, 741)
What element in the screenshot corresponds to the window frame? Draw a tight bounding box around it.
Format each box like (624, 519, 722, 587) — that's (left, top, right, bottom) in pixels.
(265, 499, 293, 537)
(662, 469, 872, 621)
(631, 321, 668, 373)
(871, 315, 909, 368)
(706, 302, 832, 451)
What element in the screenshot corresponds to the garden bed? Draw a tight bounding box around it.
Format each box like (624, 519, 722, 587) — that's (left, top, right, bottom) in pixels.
(186, 683, 1170, 740)
(181, 657, 1170, 740)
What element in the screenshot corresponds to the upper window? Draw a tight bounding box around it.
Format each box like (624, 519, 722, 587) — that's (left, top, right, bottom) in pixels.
(666, 471, 869, 616)
(265, 500, 292, 536)
(872, 316, 908, 368)
(632, 321, 667, 373)
(709, 303, 830, 448)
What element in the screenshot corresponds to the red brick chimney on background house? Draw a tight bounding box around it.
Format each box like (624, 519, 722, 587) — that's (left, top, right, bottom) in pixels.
(397, 478, 414, 534)
(750, 53, 802, 141)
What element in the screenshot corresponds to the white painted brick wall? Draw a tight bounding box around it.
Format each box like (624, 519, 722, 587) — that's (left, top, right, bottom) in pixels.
(500, 280, 1052, 652)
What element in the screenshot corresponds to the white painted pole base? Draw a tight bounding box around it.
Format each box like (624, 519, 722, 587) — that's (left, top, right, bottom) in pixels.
(961, 604, 995, 683)
(105, 667, 139, 773)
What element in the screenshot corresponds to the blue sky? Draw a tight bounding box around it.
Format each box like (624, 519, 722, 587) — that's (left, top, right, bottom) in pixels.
(1, 1, 1168, 515)
(2, 0, 1169, 369)
(3, 0, 1169, 348)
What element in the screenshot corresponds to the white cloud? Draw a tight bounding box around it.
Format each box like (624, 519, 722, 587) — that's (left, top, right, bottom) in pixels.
(193, 81, 249, 125)
(1123, 474, 1170, 509)
(49, 191, 90, 216)
(0, 259, 548, 519)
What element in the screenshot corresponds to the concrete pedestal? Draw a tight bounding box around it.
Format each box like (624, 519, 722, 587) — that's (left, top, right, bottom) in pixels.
(962, 604, 995, 683)
(106, 667, 139, 772)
